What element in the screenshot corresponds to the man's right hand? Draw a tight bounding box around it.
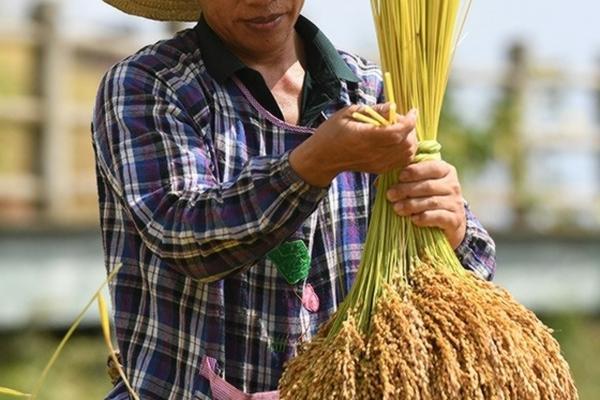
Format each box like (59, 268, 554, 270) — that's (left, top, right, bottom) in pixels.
(289, 104, 418, 188)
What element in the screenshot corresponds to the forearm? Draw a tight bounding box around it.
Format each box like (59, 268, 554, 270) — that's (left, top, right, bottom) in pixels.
(289, 137, 339, 188)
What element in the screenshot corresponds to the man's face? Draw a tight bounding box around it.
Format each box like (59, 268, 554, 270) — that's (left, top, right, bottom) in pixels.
(198, 0, 305, 59)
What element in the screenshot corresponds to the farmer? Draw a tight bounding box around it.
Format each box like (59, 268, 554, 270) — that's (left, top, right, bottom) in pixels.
(92, 0, 496, 399)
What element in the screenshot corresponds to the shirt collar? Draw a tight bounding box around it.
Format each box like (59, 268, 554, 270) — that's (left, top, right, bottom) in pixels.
(195, 15, 360, 84)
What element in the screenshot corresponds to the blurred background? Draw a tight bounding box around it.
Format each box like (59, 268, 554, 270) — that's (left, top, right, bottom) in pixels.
(0, 0, 598, 398)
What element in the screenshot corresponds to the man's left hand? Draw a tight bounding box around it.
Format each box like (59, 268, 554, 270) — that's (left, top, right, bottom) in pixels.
(386, 160, 466, 249)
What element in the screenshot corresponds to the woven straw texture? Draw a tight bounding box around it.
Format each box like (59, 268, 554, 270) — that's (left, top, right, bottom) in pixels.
(103, 0, 201, 22)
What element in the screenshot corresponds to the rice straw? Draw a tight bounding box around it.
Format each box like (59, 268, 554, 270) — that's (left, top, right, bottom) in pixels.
(362, 106, 390, 126)
(352, 112, 382, 126)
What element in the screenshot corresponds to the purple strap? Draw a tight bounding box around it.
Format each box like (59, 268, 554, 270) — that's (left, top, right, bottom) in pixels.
(231, 77, 315, 135)
(200, 356, 280, 400)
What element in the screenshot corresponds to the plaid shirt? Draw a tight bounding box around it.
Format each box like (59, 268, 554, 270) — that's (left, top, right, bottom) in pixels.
(92, 16, 496, 400)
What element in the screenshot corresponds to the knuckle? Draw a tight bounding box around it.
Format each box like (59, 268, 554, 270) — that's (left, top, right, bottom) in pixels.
(410, 140, 419, 152)
(424, 180, 435, 192)
(452, 216, 462, 230)
(399, 123, 415, 136)
(407, 129, 418, 141)
(451, 182, 461, 195)
(416, 211, 429, 223)
(411, 214, 422, 225)
(451, 199, 462, 212)
(347, 104, 361, 114)
(402, 165, 416, 178)
(396, 130, 411, 144)
(443, 162, 458, 178)
(434, 163, 446, 176)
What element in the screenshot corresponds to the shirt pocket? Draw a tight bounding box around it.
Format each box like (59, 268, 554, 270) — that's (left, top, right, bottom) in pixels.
(197, 356, 280, 400)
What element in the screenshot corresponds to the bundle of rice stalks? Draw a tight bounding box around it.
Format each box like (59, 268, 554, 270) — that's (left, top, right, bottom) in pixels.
(279, 1, 578, 399)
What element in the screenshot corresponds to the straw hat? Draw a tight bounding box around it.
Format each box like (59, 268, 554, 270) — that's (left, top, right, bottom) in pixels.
(103, 0, 201, 22)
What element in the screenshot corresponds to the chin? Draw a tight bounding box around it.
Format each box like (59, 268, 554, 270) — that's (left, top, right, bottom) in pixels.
(241, 30, 294, 54)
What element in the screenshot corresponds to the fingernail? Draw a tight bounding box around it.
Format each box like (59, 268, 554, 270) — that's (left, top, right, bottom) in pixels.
(394, 203, 404, 213)
(386, 189, 396, 201)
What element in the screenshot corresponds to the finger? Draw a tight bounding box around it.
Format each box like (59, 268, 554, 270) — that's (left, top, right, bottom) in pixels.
(362, 106, 391, 126)
(399, 160, 453, 183)
(351, 104, 392, 126)
(353, 106, 416, 134)
(364, 121, 416, 147)
(370, 103, 408, 122)
(366, 103, 391, 118)
(394, 109, 418, 127)
(369, 103, 390, 113)
(352, 111, 384, 126)
(392, 195, 460, 217)
(343, 104, 363, 120)
(411, 209, 466, 248)
(387, 178, 456, 202)
(353, 104, 416, 125)
(410, 209, 461, 232)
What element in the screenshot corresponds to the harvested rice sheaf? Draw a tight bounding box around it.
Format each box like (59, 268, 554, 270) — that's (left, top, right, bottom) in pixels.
(358, 287, 432, 400)
(279, 316, 364, 400)
(281, 0, 578, 398)
(281, 264, 577, 400)
(411, 265, 577, 400)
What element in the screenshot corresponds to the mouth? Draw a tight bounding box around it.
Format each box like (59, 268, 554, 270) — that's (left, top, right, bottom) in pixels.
(243, 13, 285, 31)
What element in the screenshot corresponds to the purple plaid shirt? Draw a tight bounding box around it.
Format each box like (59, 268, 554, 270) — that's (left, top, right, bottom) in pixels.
(92, 18, 495, 400)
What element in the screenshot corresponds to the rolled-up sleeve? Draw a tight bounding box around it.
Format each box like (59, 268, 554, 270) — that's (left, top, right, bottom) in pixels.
(92, 62, 328, 282)
(454, 203, 497, 281)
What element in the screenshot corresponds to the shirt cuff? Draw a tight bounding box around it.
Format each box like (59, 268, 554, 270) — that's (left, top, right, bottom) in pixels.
(454, 225, 474, 261)
(454, 201, 497, 281)
(279, 151, 330, 203)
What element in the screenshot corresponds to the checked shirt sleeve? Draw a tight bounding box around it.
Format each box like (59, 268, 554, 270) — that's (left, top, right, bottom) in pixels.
(454, 203, 497, 281)
(92, 62, 328, 282)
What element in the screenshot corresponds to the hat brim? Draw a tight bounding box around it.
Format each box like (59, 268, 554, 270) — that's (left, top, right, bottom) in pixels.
(103, 0, 201, 22)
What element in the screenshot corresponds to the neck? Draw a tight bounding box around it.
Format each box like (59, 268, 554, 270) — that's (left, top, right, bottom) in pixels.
(235, 33, 306, 88)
